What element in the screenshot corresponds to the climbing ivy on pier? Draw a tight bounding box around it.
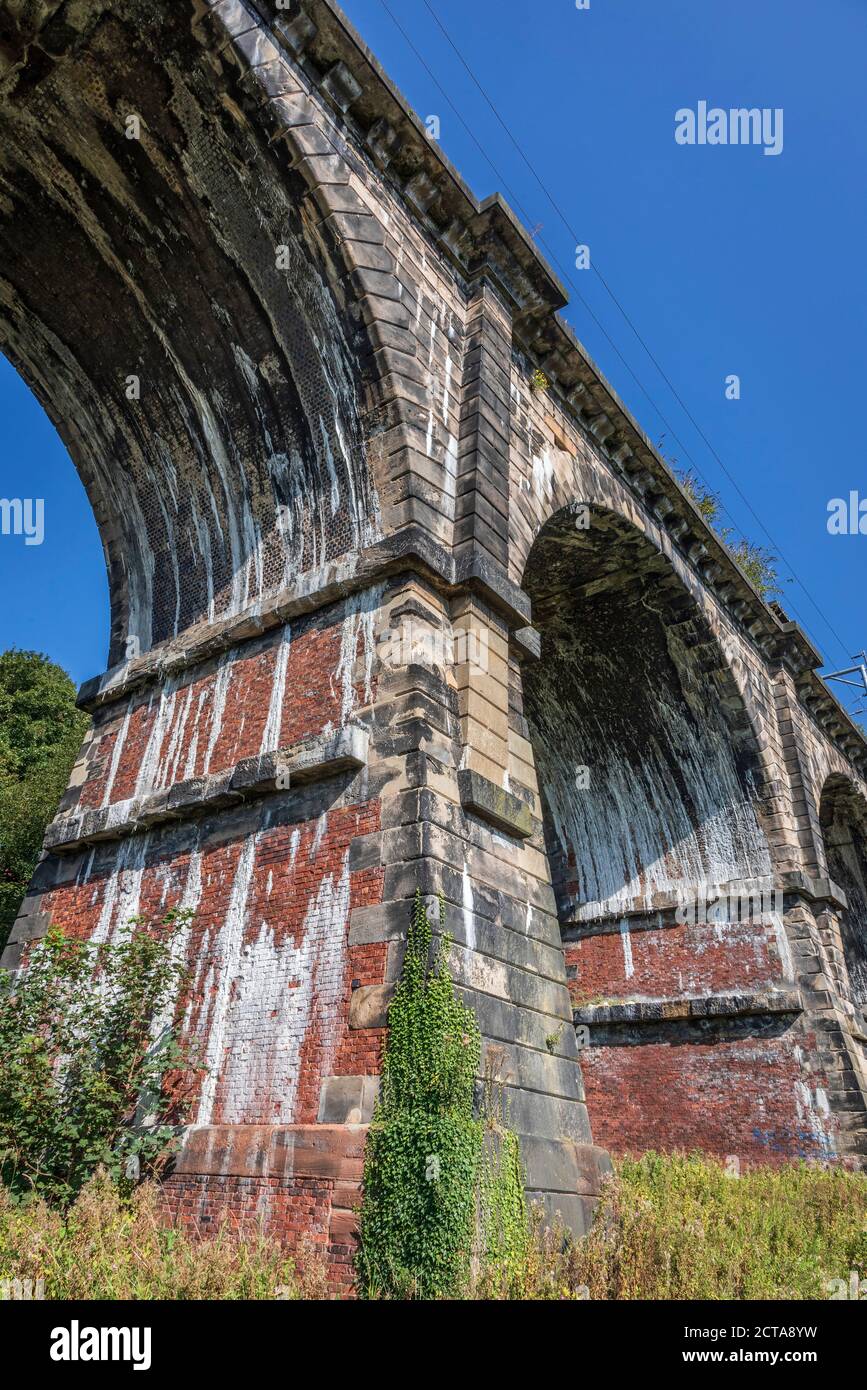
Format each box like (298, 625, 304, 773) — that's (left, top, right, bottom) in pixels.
(357, 891, 528, 1298)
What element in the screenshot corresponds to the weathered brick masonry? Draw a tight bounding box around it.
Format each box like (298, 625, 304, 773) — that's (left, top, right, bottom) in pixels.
(1, 0, 867, 1282)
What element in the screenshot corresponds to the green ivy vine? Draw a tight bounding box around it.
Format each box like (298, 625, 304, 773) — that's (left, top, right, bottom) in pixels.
(357, 891, 528, 1298)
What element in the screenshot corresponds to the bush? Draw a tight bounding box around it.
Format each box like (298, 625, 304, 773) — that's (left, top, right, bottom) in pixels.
(677, 470, 783, 600)
(0, 913, 197, 1206)
(0, 1171, 326, 1300)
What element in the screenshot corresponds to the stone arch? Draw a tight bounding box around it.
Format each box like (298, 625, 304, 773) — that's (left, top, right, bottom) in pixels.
(0, 0, 404, 666)
(819, 774, 867, 1008)
(518, 501, 776, 924)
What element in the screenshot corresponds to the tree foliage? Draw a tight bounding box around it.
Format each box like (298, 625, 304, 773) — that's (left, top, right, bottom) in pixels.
(0, 650, 88, 947)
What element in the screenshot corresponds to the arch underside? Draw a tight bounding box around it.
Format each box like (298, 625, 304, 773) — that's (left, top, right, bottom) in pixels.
(0, 0, 379, 667)
(521, 507, 772, 924)
(821, 777, 867, 1008)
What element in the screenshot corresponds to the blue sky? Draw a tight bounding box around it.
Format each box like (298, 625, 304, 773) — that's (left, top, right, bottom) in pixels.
(1, 0, 865, 707)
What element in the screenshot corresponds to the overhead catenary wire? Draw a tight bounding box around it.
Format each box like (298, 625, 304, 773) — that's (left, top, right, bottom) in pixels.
(418, 0, 853, 668)
(375, 0, 852, 672)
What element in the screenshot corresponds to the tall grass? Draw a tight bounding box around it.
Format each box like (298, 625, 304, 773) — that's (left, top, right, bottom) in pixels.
(2, 1154, 864, 1300)
(0, 1171, 328, 1300)
(519, 1152, 867, 1301)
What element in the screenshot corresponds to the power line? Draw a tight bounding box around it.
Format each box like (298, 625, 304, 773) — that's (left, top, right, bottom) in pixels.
(419, 0, 853, 665)
(381, 0, 852, 670)
(376, 2, 772, 617)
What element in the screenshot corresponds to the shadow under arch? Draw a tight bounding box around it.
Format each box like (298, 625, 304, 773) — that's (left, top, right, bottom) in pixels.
(519, 503, 774, 925)
(819, 774, 867, 1008)
(0, 1, 385, 668)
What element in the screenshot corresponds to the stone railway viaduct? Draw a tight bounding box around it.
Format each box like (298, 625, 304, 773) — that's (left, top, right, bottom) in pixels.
(1, 0, 866, 1283)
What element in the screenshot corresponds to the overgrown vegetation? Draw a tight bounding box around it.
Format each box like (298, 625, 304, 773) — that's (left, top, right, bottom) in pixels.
(2, 1147, 864, 1299)
(355, 895, 866, 1302)
(678, 469, 783, 600)
(516, 1152, 867, 1301)
(357, 892, 527, 1298)
(0, 1171, 327, 1300)
(0, 650, 88, 950)
(0, 913, 197, 1207)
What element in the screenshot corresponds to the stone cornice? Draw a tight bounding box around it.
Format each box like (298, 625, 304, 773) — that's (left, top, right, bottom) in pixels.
(561, 872, 850, 936)
(267, 0, 568, 319)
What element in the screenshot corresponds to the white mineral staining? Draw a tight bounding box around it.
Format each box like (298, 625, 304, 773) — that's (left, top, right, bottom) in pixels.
(161, 681, 196, 787)
(421, 304, 458, 519)
(771, 912, 796, 982)
(232, 345, 274, 456)
(462, 863, 476, 952)
(823, 820, 867, 1005)
(531, 447, 557, 500)
(318, 416, 341, 518)
(310, 812, 328, 860)
(187, 485, 216, 624)
(133, 677, 181, 797)
(202, 649, 235, 774)
(196, 831, 259, 1127)
(100, 645, 244, 810)
(620, 918, 635, 978)
(101, 703, 132, 807)
(441, 349, 458, 508)
(334, 586, 383, 725)
(424, 310, 438, 461)
(90, 833, 151, 948)
(260, 625, 291, 754)
(183, 688, 211, 781)
(527, 563, 771, 922)
(280, 232, 381, 558)
(444, 432, 459, 503)
(106, 240, 379, 660)
(794, 1079, 835, 1160)
(194, 824, 351, 1127)
(538, 691, 771, 920)
(268, 448, 306, 577)
(78, 848, 96, 888)
(154, 437, 183, 637)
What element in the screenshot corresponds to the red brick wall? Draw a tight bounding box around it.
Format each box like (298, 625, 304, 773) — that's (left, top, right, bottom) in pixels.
(568, 916, 837, 1165)
(76, 612, 373, 814)
(27, 600, 391, 1284)
(567, 918, 784, 1005)
(580, 1029, 834, 1166)
(161, 1132, 365, 1294)
(39, 800, 385, 1129)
